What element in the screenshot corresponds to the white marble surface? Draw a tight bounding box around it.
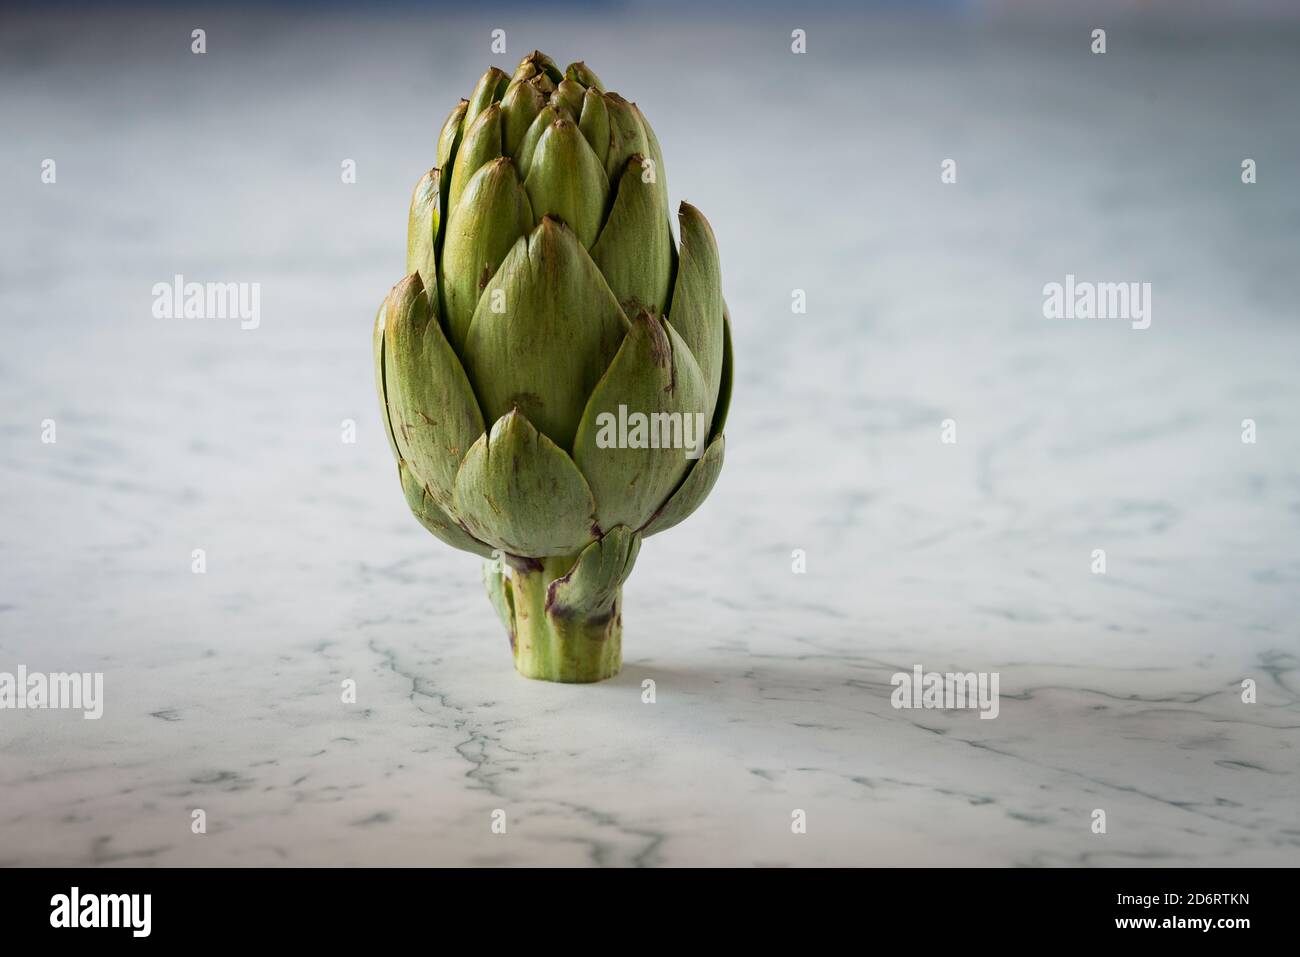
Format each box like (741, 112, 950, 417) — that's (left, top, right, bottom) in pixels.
(1, 9, 1298, 866)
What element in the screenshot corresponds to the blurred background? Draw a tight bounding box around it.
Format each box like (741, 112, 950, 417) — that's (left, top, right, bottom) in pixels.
(0, 1, 1297, 866)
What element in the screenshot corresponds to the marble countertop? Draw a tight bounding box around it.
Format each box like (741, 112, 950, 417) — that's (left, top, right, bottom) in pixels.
(1, 9, 1297, 866)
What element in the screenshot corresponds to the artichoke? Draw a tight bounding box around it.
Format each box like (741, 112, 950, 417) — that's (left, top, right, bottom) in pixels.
(373, 51, 732, 682)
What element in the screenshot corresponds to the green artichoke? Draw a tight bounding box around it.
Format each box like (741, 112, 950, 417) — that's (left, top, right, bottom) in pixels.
(374, 51, 732, 683)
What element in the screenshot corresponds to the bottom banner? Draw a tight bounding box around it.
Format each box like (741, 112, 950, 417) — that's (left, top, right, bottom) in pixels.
(0, 866, 1276, 944)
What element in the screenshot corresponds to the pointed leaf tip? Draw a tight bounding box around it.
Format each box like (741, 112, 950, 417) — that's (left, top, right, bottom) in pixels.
(564, 61, 605, 93)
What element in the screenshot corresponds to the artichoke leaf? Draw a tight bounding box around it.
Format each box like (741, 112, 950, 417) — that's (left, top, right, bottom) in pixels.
(546, 525, 640, 621)
(577, 88, 610, 168)
(483, 556, 515, 641)
(453, 408, 599, 558)
(551, 78, 586, 117)
(405, 167, 440, 298)
(437, 100, 468, 170)
(633, 103, 670, 222)
(441, 157, 534, 352)
(572, 310, 709, 532)
(400, 460, 495, 558)
(565, 61, 605, 93)
(514, 105, 557, 180)
(666, 202, 724, 424)
(462, 218, 628, 452)
(639, 433, 725, 538)
(712, 301, 733, 440)
(602, 93, 650, 184)
(383, 274, 484, 507)
(372, 296, 401, 463)
(447, 103, 503, 217)
(523, 118, 609, 250)
(436, 100, 469, 217)
(591, 154, 673, 316)
(500, 78, 546, 159)
(465, 66, 509, 126)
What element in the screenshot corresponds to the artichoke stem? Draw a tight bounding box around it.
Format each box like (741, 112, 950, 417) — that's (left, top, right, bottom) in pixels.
(499, 557, 622, 683)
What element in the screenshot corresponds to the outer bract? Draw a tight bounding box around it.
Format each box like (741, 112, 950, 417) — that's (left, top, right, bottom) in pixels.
(374, 51, 732, 682)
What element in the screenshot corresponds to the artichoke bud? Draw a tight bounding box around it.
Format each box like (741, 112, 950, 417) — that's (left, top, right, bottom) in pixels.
(375, 53, 732, 683)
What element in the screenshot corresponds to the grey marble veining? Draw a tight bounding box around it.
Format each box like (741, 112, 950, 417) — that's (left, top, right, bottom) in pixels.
(1, 9, 1298, 866)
